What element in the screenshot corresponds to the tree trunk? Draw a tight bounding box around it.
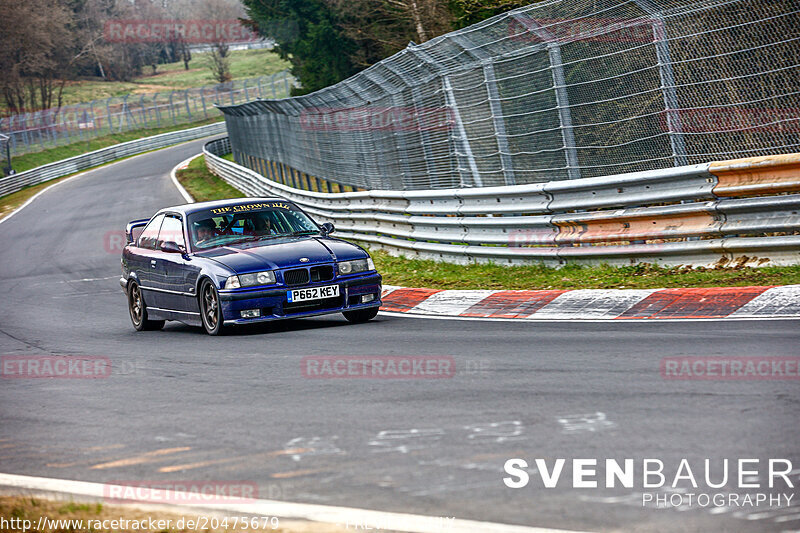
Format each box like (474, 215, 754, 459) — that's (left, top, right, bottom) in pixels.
(410, 0, 428, 42)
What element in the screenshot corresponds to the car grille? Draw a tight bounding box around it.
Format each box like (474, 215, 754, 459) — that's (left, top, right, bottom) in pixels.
(310, 265, 334, 282)
(283, 268, 310, 286)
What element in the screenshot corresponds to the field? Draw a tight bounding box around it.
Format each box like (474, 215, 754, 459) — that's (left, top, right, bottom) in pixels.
(2, 48, 290, 113)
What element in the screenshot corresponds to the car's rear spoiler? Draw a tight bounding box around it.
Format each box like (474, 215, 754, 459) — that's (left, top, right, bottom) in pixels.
(126, 218, 150, 244)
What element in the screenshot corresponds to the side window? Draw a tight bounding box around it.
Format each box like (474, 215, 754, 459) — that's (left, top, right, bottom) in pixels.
(138, 214, 165, 250)
(158, 215, 185, 250)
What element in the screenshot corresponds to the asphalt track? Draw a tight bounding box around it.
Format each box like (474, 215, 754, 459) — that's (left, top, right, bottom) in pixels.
(1, 138, 799, 532)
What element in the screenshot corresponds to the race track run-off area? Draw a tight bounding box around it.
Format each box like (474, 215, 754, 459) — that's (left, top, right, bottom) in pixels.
(0, 139, 799, 533)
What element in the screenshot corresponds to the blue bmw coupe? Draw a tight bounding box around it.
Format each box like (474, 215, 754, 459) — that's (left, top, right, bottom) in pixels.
(121, 198, 382, 335)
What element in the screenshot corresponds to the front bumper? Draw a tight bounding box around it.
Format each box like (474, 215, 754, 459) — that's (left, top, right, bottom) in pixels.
(219, 272, 382, 325)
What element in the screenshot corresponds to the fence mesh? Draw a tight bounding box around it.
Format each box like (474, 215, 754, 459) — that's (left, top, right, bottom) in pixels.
(219, 0, 800, 190)
(0, 72, 292, 157)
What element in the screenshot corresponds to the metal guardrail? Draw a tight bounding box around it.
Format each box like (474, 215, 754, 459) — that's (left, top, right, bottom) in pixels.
(204, 137, 800, 267)
(0, 122, 227, 198)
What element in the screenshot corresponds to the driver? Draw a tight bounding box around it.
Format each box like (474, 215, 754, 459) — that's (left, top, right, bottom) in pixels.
(250, 216, 272, 236)
(194, 219, 217, 245)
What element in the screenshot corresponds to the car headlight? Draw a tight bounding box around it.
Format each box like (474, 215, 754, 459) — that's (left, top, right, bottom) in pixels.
(338, 257, 375, 275)
(225, 271, 276, 289)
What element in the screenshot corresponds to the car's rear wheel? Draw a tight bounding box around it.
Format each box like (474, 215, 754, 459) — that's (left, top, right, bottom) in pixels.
(200, 279, 225, 335)
(127, 281, 165, 331)
(343, 306, 379, 323)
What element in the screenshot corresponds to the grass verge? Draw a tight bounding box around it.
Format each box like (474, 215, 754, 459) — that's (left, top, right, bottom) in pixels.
(177, 158, 800, 289)
(0, 495, 349, 533)
(176, 156, 244, 202)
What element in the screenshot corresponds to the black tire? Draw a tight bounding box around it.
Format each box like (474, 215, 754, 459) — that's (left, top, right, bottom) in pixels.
(200, 279, 226, 335)
(342, 306, 379, 323)
(127, 281, 165, 331)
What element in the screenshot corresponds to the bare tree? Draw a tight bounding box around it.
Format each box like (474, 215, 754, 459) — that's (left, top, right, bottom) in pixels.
(329, 0, 454, 68)
(0, 0, 77, 114)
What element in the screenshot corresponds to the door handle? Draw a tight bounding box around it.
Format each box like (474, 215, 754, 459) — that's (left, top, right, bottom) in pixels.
(150, 259, 157, 268)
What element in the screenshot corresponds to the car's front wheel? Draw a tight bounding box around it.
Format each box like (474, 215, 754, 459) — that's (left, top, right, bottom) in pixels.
(342, 307, 379, 323)
(200, 279, 225, 335)
(127, 281, 165, 331)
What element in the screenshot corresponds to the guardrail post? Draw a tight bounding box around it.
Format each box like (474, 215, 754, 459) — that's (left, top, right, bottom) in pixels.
(633, 0, 688, 167)
(511, 14, 581, 180)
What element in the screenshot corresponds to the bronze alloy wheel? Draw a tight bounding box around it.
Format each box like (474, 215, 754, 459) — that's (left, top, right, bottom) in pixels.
(127, 281, 164, 331)
(200, 280, 224, 335)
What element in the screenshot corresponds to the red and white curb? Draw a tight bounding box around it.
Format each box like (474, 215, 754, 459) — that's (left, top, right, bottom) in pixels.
(379, 285, 800, 321)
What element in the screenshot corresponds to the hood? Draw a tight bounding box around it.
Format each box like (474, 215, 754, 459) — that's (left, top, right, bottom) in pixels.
(193, 236, 367, 273)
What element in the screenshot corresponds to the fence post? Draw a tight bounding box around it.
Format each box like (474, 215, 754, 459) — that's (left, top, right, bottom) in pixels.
(106, 98, 113, 134)
(154, 93, 162, 128)
(443, 76, 482, 187)
(633, 0, 688, 167)
(448, 33, 516, 186)
(139, 95, 147, 126)
(482, 61, 516, 185)
(511, 14, 581, 180)
(184, 90, 191, 121)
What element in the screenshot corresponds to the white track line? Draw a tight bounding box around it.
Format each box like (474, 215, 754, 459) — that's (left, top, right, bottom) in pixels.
(170, 154, 200, 203)
(0, 473, 591, 533)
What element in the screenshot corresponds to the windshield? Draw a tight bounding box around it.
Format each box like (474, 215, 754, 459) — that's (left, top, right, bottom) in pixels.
(187, 201, 320, 250)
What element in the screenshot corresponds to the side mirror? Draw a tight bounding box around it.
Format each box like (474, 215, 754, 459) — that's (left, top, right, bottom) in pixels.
(321, 222, 335, 235)
(160, 241, 185, 254)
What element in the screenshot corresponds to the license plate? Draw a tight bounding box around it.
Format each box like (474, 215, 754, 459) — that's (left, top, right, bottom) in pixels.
(287, 284, 340, 303)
